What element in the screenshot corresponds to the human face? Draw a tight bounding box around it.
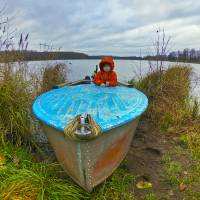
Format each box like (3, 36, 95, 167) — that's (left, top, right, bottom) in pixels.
(103, 64, 111, 72)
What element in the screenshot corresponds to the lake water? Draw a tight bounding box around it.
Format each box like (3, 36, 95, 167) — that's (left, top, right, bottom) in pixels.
(27, 59, 200, 100)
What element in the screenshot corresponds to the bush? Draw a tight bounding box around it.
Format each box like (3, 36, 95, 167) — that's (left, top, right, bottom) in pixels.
(133, 65, 196, 131)
(0, 65, 33, 146)
(0, 144, 88, 200)
(0, 61, 70, 147)
(41, 63, 69, 92)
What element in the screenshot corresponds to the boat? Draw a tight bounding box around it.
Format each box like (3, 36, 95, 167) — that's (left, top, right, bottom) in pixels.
(32, 80, 148, 192)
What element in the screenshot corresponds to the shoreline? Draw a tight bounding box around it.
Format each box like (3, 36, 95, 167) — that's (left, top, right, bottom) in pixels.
(1, 50, 200, 65)
(1, 58, 200, 66)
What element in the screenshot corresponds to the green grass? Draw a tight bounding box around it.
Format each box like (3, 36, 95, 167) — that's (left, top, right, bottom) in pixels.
(162, 131, 200, 199)
(0, 66, 33, 146)
(0, 166, 88, 200)
(40, 63, 68, 92)
(0, 143, 89, 200)
(130, 65, 197, 131)
(162, 144, 200, 200)
(130, 65, 200, 199)
(91, 167, 135, 200)
(162, 150, 184, 185)
(144, 193, 159, 200)
(0, 143, 135, 200)
(0, 61, 70, 146)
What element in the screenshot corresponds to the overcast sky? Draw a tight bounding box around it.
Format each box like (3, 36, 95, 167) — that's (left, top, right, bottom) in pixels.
(3, 0, 200, 56)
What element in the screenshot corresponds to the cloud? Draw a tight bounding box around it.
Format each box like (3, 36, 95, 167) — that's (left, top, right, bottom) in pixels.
(3, 0, 200, 55)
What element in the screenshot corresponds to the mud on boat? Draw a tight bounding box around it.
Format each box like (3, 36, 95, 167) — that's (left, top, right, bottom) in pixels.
(32, 80, 148, 192)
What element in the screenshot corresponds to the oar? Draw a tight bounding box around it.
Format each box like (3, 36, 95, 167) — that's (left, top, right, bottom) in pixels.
(53, 79, 91, 89)
(118, 82, 134, 88)
(52, 81, 71, 89)
(53, 80, 133, 89)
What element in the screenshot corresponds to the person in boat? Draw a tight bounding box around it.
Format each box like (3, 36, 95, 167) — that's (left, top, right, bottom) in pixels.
(94, 57, 118, 86)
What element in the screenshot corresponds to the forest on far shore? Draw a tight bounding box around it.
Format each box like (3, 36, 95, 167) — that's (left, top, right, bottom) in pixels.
(1, 48, 200, 64)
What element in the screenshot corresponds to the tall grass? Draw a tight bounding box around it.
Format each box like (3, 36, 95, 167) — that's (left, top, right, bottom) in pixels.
(41, 63, 69, 92)
(0, 144, 88, 200)
(0, 166, 88, 200)
(130, 65, 199, 131)
(0, 64, 33, 146)
(0, 143, 135, 199)
(0, 59, 70, 147)
(132, 65, 200, 199)
(130, 64, 200, 199)
(91, 167, 135, 200)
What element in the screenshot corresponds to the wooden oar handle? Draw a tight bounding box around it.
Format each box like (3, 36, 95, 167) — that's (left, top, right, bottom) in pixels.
(118, 82, 134, 88)
(53, 80, 133, 89)
(52, 82, 71, 89)
(53, 80, 91, 89)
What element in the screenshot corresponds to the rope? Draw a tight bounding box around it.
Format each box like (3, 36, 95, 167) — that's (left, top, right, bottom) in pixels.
(64, 114, 102, 141)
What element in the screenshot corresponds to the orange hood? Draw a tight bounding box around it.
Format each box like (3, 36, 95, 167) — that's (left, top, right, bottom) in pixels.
(99, 57, 115, 71)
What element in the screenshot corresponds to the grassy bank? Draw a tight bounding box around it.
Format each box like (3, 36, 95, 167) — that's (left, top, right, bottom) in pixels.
(0, 144, 89, 200)
(130, 66, 194, 130)
(0, 62, 199, 199)
(130, 65, 200, 199)
(0, 143, 135, 200)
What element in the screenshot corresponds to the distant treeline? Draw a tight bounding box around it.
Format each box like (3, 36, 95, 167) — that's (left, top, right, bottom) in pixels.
(144, 52, 200, 64)
(0, 51, 89, 62)
(0, 50, 142, 62)
(144, 48, 200, 64)
(1, 50, 200, 63)
(167, 48, 200, 63)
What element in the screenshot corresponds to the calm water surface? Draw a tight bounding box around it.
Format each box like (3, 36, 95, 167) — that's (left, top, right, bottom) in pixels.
(27, 59, 200, 100)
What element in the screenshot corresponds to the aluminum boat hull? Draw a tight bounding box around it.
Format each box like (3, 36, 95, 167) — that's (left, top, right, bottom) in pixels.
(41, 117, 139, 192)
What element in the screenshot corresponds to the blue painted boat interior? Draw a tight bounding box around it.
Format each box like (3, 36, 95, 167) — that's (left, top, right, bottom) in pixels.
(32, 84, 148, 133)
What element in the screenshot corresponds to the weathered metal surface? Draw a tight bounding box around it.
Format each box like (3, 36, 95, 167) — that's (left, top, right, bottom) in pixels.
(43, 124, 81, 183)
(32, 83, 148, 191)
(42, 117, 139, 192)
(53, 79, 91, 89)
(32, 84, 148, 133)
(53, 80, 134, 89)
